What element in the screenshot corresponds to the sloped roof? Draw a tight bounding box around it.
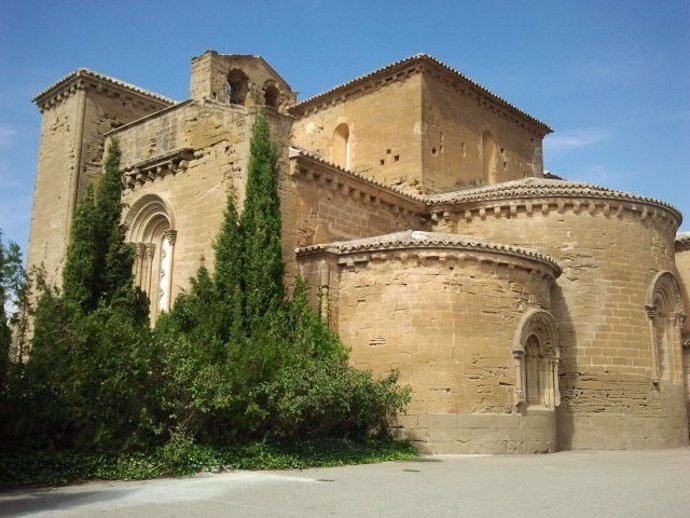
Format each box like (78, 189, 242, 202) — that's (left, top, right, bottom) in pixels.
(33, 68, 176, 105)
(289, 53, 551, 132)
(426, 177, 681, 217)
(289, 147, 426, 204)
(676, 232, 690, 250)
(297, 229, 561, 275)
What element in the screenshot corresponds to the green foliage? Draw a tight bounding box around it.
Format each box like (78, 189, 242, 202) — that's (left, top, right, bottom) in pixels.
(0, 231, 11, 389)
(1, 112, 412, 485)
(241, 110, 284, 333)
(0, 438, 417, 488)
(97, 140, 142, 314)
(213, 187, 244, 341)
(9, 276, 156, 453)
(3, 139, 151, 454)
(61, 139, 146, 320)
(61, 185, 100, 312)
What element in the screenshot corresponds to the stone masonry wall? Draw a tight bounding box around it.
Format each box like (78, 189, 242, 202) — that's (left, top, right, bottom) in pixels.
(300, 246, 559, 453)
(115, 102, 299, 304)
(675, 244, 690, 430)
(439, 196, 688, 449)
(421, 73, 544, 190)
(27, 94, 82, 286)
(291, 72, 423, 189)
(282, 158, 427, 285)
(28, 78, 169, 288)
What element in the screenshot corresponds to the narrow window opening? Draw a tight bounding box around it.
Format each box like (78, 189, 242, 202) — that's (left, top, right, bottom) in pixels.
(227, 69, 250, 105)
(263, 84, 280, 109)
(482, 130, 498, 184)
(333, 123, 350, 168)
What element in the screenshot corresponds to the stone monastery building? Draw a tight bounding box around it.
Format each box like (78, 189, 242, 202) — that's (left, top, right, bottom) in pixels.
(28, 51, 690, 453)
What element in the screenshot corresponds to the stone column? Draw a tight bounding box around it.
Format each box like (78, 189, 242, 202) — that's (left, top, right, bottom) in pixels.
(646, 304, 660, 383)
(159, 230, 176, 313)
(513, 350, 525, 408)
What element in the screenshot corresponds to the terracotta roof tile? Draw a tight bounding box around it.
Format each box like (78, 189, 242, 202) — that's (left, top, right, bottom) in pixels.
(296, 229, 562, 275)
(33, 68, 176, 105)
(289, 54, 551, 132)
(289, 147, 426, 204)
(425, 177, 682, 217)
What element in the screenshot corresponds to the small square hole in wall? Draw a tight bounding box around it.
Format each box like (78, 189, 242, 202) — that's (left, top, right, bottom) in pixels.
(394, 155, 400, 162)
(432, 147, 437, 155)
(386, 148, 391, 154)
(380, 158, 385, 165)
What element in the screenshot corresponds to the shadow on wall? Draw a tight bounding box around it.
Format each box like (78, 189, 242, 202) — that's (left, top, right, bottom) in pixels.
(552, 282, 577, 451)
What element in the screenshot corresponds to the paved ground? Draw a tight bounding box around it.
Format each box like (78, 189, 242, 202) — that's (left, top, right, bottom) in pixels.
(1, 448, 689, 517)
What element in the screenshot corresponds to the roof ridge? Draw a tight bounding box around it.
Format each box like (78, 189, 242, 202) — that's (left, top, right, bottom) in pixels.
(296, 229, 562, 274)
(288, 54, 551, 131)
(33, 68, 177, 105)
(289, 146, 426, 204)
(425, 177, 682, 217)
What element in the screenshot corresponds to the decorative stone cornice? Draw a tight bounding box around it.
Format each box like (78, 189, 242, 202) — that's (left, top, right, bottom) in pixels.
(296, 230, 562, 278)
(123, 148, 195, 189)
(289, 147, 427, 220)
(425, 177, 682, 227)
(33, 68, 175, 113)
(289, 54, 551, 136)
(676, 232, 690, 251)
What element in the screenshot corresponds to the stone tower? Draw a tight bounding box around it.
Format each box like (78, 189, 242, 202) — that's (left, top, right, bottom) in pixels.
(27, 69, 173, 286)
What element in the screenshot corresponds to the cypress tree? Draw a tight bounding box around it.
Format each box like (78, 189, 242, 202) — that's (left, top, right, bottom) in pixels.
(96, 139, 137, 307)
(61, 138, 144, 318)
(240, 110, 284, 332)
(213, 187, 244, 341)
(61, 185, 100, 312)
(0, 231, 10, 384)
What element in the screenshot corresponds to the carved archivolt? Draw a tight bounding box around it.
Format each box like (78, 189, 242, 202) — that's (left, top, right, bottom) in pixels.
(125, 194, 176, 321)
(512, 309, 560, 410)
(645, 271, 684, 383)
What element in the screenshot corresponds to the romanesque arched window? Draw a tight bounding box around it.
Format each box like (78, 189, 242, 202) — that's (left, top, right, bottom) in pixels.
(645, 271, 685, 384)
(333, 123, 350, 169)
(482, 130, 498, 184)
(227, 69, 250, 106)
(513, 309, 560, 410)
(125, 194, 176, 323)
(263, 80, 280, 109)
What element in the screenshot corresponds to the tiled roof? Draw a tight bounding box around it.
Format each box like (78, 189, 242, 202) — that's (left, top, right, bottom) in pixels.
(425, 177, 682, 216)
(289, 54, 551, 132)
(676, 232, 690, 250)
(289, 147, 426, 204)
(296, 229, 562, 274)
(33, 68, 176, 105)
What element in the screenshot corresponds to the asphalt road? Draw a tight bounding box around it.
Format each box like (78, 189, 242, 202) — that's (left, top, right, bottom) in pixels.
(2, 448, 689, 517)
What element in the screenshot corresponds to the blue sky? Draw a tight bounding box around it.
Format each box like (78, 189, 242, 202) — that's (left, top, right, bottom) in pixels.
(1, 0, 688, 253)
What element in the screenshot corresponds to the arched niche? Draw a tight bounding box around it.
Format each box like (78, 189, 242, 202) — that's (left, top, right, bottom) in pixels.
(482, 130, 498, 184)
(332, 123, 350, 169)
(263, 80, 280, 109)
(645, 271, 685, 383)
(512, 309, 560, 410)
(227, 68, 250, 106)
(125, 194, 177, 322)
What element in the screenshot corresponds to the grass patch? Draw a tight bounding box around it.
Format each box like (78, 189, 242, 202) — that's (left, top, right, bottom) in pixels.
(0, 438, 417, 489)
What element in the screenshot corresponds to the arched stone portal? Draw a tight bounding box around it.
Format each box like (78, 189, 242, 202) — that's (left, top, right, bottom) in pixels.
(125, 194, 176, 323)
